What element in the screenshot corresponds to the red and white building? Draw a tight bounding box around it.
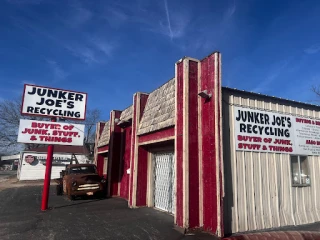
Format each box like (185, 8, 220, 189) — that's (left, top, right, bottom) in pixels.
(95, 51, 320, 237)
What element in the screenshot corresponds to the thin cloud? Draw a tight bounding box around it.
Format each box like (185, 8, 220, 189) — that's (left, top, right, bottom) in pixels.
(64, 44, 99, 64)
(108, 1, 189, 40)
(164, 0, 173, 39)
(224, 0, 236, 22)
(251, 60, 290, 93)
(304, 44, 320, 54)
(177, 0, 236, 53)
(66, 3, 92, 28)
(46, 60, 68, 82)
(145, 11, 190, 39)
(90, 38, 116, 57)
(104, 7, 128, 28)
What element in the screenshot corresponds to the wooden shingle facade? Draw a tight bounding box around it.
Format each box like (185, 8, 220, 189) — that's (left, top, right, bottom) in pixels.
(97, 121, 110, 147)
(138, 78, 175, 135)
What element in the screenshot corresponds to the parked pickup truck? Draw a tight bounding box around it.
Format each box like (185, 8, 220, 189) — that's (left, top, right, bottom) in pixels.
(55, 164, 107, 200)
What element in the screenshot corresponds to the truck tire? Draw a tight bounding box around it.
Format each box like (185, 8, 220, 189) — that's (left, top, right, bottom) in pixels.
(97, 191, 106, 199)
(56, 185, 63, 196)
(67, 189, 75, 201)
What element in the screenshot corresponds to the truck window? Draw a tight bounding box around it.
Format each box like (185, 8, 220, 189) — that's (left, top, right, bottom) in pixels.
(69, 166, 97, 174)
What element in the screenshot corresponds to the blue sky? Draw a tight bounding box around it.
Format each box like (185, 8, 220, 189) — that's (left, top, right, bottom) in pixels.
(0, 0, 320, 120)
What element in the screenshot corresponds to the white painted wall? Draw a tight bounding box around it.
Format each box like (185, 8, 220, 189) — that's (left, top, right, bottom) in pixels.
(223, 89, 320, 234)
(18, 152, 88, 180)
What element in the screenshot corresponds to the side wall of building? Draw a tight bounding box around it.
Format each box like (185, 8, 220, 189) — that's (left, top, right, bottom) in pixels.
(222, 88, 320, 234)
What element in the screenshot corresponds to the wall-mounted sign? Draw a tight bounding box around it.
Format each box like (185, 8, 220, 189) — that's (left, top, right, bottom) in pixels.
(25, 155, 35, 164)
(234, 106, 320, 155)
(21, 84, 87, 120)
(17, 119, 85, 146)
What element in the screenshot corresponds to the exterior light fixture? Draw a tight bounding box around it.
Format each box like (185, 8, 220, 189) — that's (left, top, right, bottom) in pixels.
(198, 90, 212, 99)
(114, 118, 120, 123)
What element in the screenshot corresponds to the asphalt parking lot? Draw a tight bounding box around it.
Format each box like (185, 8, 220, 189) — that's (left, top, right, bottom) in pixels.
(0, 183, 216, 240)
(3, 178, 320, 240)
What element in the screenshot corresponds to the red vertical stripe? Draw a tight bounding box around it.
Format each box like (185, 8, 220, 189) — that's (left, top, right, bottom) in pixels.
(129, 93, 149, 207)
(99, 122, 105, 136)
(111, 111, 122, 196)
(129, 95, 138, 206)
(135, 94, 149, 206)
(120, 126, 132, 199)
(97, 154, 104, 176)
(140, 95, 149, 119)
(136, 146, 148, 206)
(188, 60, 199, 228)
(218, 54, 224, 236)
(201, 54, 218, 232)
(176, 61, 184, 226)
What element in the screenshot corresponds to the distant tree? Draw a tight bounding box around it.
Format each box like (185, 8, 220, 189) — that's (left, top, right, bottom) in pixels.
(312, 86, 320, 99)
(0, 98, 37, 152)
(0, 97, 101, 153)
(82, 109, 101, 144)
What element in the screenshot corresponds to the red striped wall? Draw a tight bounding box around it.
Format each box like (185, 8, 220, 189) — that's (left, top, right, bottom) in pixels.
(188, 60, 200, 228)
(200, 52, 222, 234)
(99, 122, 105, 136)
(218, 53, 224, 237)
(136, 146, 148, 206)
(97, 145, 109, 153)
(95, 51, 223, 237)
(175, 60, 184, 226)
(97, 154, 105, 176)
(129, 94, 138, 206)
(119, 126, 132, 199)
(139, 127, 174, 144)
(129, 93, 149, 207)
(110, 111, 122, 196)
(175, 58, 201, 229)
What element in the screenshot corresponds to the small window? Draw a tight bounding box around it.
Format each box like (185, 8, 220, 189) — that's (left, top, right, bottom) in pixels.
(291, 156, 310, 187)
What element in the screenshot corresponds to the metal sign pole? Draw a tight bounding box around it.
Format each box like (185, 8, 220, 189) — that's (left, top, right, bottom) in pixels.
(41, 117, 56, 211)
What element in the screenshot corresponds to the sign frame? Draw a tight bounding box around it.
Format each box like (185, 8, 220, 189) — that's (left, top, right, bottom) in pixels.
(20, 84, 88, 121)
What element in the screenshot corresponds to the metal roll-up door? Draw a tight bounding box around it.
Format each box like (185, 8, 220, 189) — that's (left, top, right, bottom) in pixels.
(153, 152, 175, 214)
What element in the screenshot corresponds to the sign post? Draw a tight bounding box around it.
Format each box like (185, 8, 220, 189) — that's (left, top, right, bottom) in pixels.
(41, 117, 56, 211)
(18, 84, 87, 211)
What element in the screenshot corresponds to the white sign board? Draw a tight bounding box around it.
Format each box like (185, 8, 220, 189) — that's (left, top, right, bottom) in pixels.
(21, 84, 87, 120)
(17, 119, 85, 146)
(19, 152, 88, 180)
(234, 106, 320, 155)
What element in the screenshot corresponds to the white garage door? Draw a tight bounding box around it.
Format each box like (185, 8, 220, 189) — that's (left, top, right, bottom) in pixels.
(153, 152, 175, 214)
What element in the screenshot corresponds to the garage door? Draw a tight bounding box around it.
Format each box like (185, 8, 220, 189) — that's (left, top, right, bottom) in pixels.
(153, 152, 175, 214)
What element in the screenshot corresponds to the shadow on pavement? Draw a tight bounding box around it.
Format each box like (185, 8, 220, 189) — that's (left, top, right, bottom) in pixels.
(49, 197, 107, 209)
